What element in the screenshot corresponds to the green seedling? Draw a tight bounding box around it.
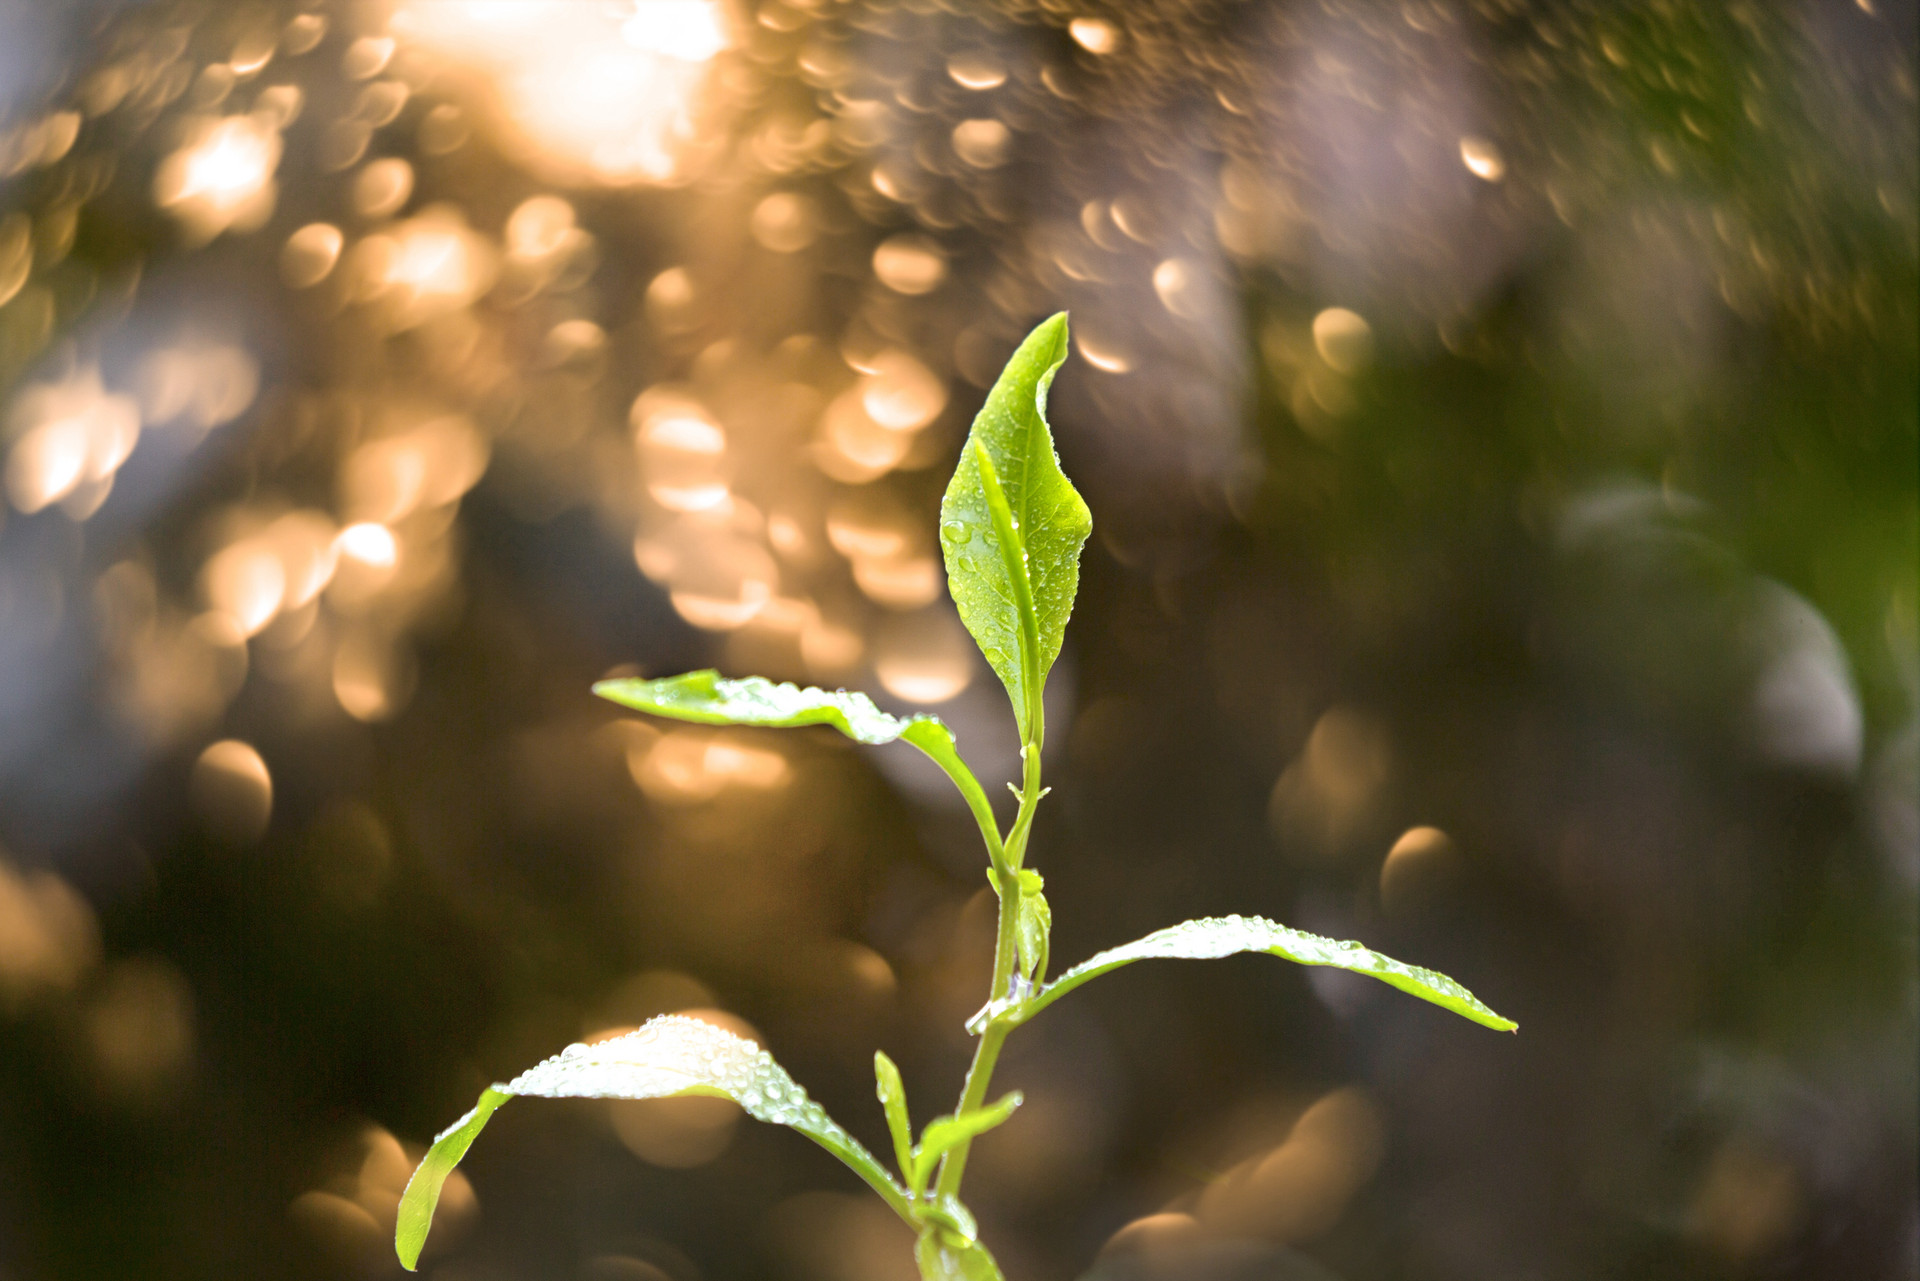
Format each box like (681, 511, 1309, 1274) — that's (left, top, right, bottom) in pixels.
(393, 313, 1516, 1277)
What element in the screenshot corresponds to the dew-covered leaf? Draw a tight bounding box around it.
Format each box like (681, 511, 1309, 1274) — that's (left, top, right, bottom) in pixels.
(1020, 915, 1516, 1031)
(394, 1087, 507, 1270)
(938, 313, 1090, 741)
(395, 1016, 907, 1270)
(594, 672, 1004, 857)
(989, 867, 1050, 982)
(874, 1050, 914, 1183)
(594, 670, 931, 745)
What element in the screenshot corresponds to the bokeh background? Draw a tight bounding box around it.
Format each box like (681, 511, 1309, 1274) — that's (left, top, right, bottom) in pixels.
(0, 1, 1913, 1279)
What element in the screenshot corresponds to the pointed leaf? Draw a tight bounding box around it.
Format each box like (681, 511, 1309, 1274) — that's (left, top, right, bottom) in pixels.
(594, 670, 931, 745)
(394, 1088, 509, 1270)
(911, 1092, 1023, 1190)
(1018, 915, 1517, 1032)
(938, 313, 1090, 741)
(874, 1050, 914, 1184)
(395, 1017, 909, 1270)
(596, 673, 1009, 872)
(1016, 889, 1050, 983)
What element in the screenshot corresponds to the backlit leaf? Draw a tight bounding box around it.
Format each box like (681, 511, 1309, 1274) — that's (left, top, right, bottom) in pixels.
(395, 1016, 907, 1270)
(595, 672, 1008, 866)
(910, 1092, 1023, 1191)
(1018, 915, 1516, 1032)
(938, 313, 1090, 741)
(594, 670, 928, 745)
(874, 1050, 914, 1183)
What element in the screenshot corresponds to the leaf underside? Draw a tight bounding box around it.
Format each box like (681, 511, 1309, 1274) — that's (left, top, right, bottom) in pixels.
(1026, 915, 1516, 1031)
(938, 313, 1091, 739)
(395, 1016, 904, 1270)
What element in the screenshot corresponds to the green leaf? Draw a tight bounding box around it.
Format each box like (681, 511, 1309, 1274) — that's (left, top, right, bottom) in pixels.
(395, 1016, 909, 1271)
(988, 867, 1050, 982)
(910, 1092, 1023, 1191)
(595, 672, 1011, 876)
(594, 670, 928, 745)
(938, 313, 1090, 742)
(915, 1229, 1006, 1281)
(1017, 915, 1517, 1032)
(874, 1050, 914, 1184)
(394, 1087, 509, 1270)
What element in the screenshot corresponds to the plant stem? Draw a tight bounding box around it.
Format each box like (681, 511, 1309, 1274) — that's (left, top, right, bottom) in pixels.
(934, 732, 1045, 1201)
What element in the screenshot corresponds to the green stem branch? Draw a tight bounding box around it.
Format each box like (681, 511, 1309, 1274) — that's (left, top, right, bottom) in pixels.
(933, 735, 1044, 1201)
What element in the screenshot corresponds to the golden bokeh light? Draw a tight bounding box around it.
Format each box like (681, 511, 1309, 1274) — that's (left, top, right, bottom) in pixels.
(628, 728, 790, 802)
(611, 1094, 741, 1168)
(1152, 257, 1203, 318)
(349, 206, 498, 330)
(153, 111, 283, 242)
(859, 350, 948, 433)
(263, 511, 342, 610)
(1194, 1087, 1386, 1244)
(0, 213, 31, 308)
(633, 392, 730, 513)
(1074, 327, 1133, 375)
(799, 618, 864, 678)
(201, 539, 287, 637)
(333, 631, 413, 722)
(873, 609, 974, 704)
(190, 739, 273, 842)
(946, 51, 1007, 91)
(393, 0, 732, 187)
(335, 522, 399, 570)
(635, 506, 779, 632)
(342, 36, 396, 81)
(1459, 135, 1506, 183)
(853, 555, 943, 610)
(950, 118, 1011, 169)
(352, 157, 415, 219)
(1269, 707, 1393, 858)
(281, 222, 345, 287)
(137, 342, 260, 434)
(505, 194, 588, 269)
(1380, 825, 1461, 916)
(1069, 18, 1121, 54)
(1311, 307, 1374, 374)
(871, 234, 947, 295)
(814, 388, 914, 482)
(340, 414, 490, 524)
(826, 495, 914, 561)
(751, 192, 818, 254)
(4, 368, 140, 515)
(0, 854, 100, 1011)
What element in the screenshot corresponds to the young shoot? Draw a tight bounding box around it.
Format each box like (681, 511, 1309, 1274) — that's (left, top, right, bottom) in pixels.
(392, 313, 1516, 1279)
